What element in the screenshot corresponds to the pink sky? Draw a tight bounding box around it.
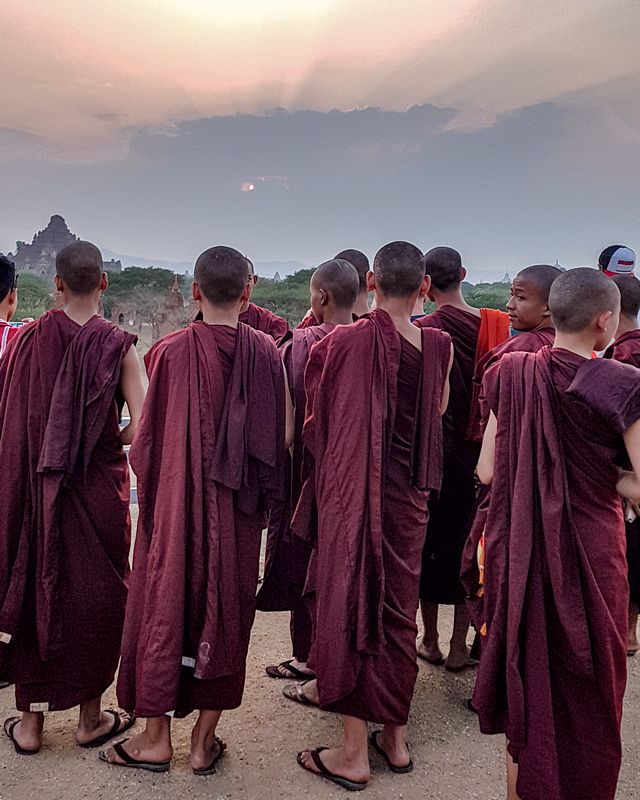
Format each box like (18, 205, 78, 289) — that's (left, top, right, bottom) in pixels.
(3, 0, 638, 159)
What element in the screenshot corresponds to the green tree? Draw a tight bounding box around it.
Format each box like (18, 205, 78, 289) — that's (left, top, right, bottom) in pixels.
(15, 272, 53, 319)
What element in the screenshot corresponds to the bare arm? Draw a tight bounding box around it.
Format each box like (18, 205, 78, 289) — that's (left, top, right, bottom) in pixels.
(617, 419, 640, 502)
(440, 343, 455, 415)
(283, 363, 295, 450)
(119, 346, 146, 445)
(476, 410, 497, 486)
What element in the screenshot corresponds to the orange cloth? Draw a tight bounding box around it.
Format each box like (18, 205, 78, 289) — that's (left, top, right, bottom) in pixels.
(466, 309, 510, 441)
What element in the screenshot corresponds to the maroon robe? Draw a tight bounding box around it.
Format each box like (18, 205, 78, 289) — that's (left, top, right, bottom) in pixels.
(464, 349, 640, 800)
(0, 310, 135, 712)
(296, 313, 319, 330)
(468, 326, 555, 441)
(297, 310, 451, 724)
(239, 302, 289, 341)
(117, 322, 285, 717)
(257, 324, 336, 661)
(417, 306, 482, 604)
(604, 328, 640, 607)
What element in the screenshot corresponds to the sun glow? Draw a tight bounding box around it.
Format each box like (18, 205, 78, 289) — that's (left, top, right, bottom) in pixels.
(151, 0, 337, 25)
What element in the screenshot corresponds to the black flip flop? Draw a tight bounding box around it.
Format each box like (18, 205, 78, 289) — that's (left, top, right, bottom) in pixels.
(192, 735, 226, 776)
(78, 709, 136, 749)
(369, 730, 413, 774)
(282, 680, 319, 707)
(3, 716, 40, 756)
(266, 660, 316, 680)
(297, 748, 367, 792)
(99, 738, 170, 773)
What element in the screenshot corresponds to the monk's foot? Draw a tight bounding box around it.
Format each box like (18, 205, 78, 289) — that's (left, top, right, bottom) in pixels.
(100, 730, 173, 766)
(190, 729, 225, 773)
(298, 746, 370, 784)
(375, 729, 411, 770)
(265, 658, 316, 680)
(628, 636, 640, 656)
(417, 639, 444, 665)
(4, 715, 43, 753)
(444, 649, 479, 672)
(75, 709, 134, 747)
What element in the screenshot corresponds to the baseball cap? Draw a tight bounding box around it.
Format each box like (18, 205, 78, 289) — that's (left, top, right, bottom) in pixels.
(598, 245, 636, 277)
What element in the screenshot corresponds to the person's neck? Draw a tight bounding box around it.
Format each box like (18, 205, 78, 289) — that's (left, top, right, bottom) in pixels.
(434, 288, 479, 316)
(201, 302, 240, 327)
(353, 293, 370, 318)
(239, 299, 253, 314)
(0, 304, 12, 323)
(615, 316, 639, 340)
(63, 295, 100, 326)
(553, 331, 596, 359)
(323, 307, 353, 326)
(375, 296, 415, 332)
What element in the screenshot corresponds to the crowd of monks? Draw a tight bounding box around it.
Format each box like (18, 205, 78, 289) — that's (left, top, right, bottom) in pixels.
(0, 240, 639, 800)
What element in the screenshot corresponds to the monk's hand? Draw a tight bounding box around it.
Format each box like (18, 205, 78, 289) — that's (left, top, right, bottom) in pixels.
(616, 470, 640, 504)
(120, 423, 137, 446)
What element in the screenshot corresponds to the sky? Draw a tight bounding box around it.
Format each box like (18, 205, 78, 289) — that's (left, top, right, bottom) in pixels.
(1, 0, 638, 279)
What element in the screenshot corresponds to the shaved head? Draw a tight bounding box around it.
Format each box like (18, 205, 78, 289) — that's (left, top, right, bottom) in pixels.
(612, 274, 640, 319)
(0, 255, 16, 303)
(373, 241, 424, 299)
(56, 241, 104, 295)
(423, 246, 464, 291)
(514, 264, 562, 302)
(194, 246, 250, 305)
(312, 259, 359, 309)
(550, 268, 620, 333)
(334, 249, 369, 292)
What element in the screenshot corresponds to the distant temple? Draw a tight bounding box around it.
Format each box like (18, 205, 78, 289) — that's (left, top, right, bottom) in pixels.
(5, 215, 121, 277)
(500, 271, 511, 283)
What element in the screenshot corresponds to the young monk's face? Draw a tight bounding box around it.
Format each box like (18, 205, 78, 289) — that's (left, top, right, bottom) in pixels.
(506, 277, 550, 331)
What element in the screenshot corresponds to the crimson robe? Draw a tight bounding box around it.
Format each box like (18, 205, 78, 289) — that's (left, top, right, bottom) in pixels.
(0, 310, 135, 712)
(239, 302, 289, 341)
(257, 323, 337, 661)
(117, 322, 285, 717)
(297, 310, 451, 724)
(296, 313, 319, 330)
(465, 349, 640, 800)
(604, 328, 640, 607)
(467, 326, 555, 441)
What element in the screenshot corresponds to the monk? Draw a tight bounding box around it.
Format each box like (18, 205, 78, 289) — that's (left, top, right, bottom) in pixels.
(0, 241, 145, 754)
(0, 255, 19, 359)
(416, 247, 509, 671)
(468, 264, 562, 441)
(469, 268, 640, 800)
(297, 249, 371, 328)
(296, 241, 453, 791)
(259, 259, 360, 682)
(239, 258, 289, 340)
(104, 246, 293, 775)
(604, 274, 640, 655)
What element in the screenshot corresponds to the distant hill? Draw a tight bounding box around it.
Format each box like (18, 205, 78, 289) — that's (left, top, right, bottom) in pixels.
(102, 249, 306, 278)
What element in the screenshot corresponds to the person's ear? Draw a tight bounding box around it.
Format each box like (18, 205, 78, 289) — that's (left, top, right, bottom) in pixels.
(419, 275, 431, 298)
(8, 289, 17, 307)
(100, 272, 108, 292)
(241, 281, 252, 304)
(253, 275, 258, 286)
(461, 267, 467, 281)
(366, 271, 376, 292)
(542, 302, 551, 318)
(320, 289, 328, 307)
(192, 282, 202, 302)
(597, 310, 612, 332)
(54, 275, 63, 293)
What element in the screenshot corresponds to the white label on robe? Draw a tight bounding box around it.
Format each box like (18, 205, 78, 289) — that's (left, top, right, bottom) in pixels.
(30, 703, 49, 712)
(181, 656, 196, 669)
(0, 632, 12, 644)
(165, 710, 176, 718)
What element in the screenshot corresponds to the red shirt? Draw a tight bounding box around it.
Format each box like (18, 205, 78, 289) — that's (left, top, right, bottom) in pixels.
(0, 320, 19, 359)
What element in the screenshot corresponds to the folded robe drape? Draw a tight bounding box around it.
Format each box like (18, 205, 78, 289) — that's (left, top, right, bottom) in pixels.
(465, 348, 640, 800)
(0, 310, 135, 711)
(117, 322, 285, 717)
(295, 310, 451, 724)
(239, 302, 289, 341)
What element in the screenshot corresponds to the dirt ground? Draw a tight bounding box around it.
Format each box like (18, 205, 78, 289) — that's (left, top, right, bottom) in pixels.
(1, 514, 639, 799)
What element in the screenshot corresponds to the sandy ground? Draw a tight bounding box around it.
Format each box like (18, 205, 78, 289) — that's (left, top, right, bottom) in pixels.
(1, 514, 639, 799)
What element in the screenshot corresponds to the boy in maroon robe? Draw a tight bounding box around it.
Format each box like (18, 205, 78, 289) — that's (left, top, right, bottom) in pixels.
(468, 264, 562, 441)
(239, 258, 289, 340)
(416, 247, 509, 671)
(259, 259, 360, 681)
(604, 274, 640, 655)
(470, 268, 640, 800)
(103, 246, 292, 774)
(296, 242, 453, 791)
(297, 249, 371, 328)
(0, 241, 145, 754)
